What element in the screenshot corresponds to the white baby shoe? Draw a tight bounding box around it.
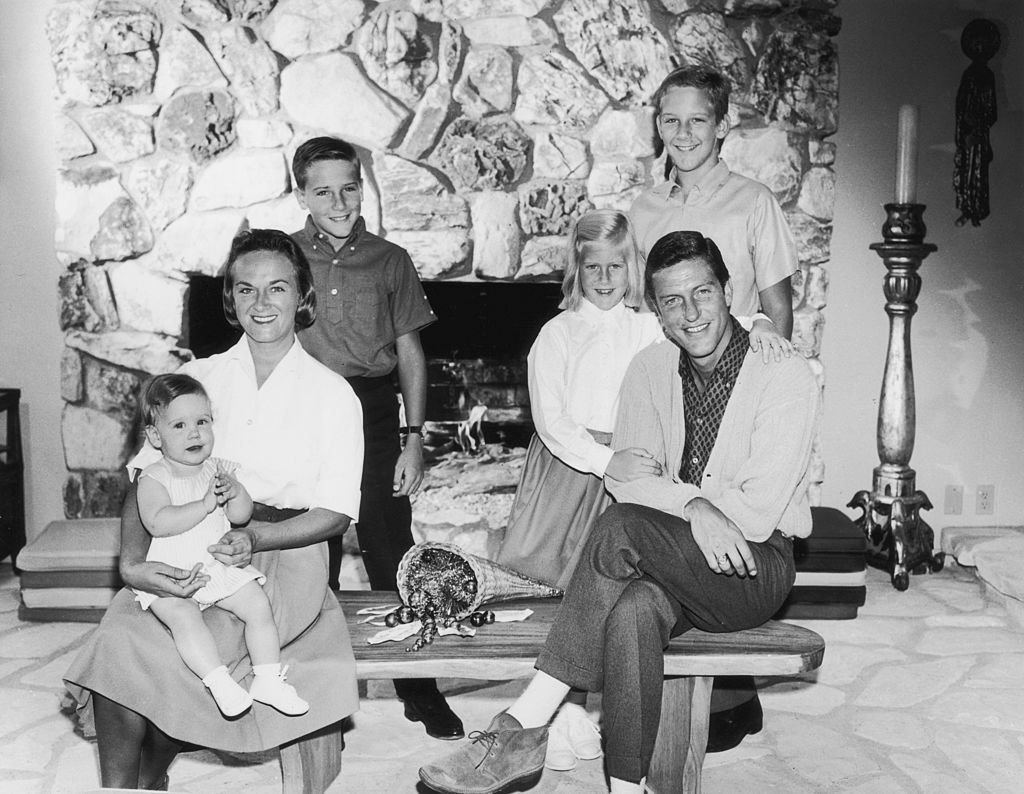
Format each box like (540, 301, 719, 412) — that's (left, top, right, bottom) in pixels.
(545, 709, 578, 771)
(202, 665, 253, 718)
(560, 703, 603, 760)
(250, 664, 309, 716)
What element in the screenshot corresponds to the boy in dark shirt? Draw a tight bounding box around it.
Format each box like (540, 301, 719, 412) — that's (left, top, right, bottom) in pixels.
(291, 136, 462, 741)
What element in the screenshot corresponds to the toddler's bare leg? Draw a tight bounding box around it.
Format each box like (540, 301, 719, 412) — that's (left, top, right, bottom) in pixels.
(220, 582, 308, 715)
(148, 597, 221, 677)
(216, 581, 280, 666)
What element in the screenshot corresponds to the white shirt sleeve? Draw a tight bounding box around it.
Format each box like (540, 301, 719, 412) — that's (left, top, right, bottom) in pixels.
(528, 320, 615, 477)
(307, 375, 363, 520)
(750, 185, 799, 291)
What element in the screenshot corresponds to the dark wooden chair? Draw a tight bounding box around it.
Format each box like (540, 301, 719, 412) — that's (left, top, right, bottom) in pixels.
(0, 388, 25, 568)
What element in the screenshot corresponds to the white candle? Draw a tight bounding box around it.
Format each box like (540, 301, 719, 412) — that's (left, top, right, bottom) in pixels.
(895, 104, 919, 204)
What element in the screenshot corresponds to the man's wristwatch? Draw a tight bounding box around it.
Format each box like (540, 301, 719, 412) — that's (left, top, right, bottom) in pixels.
(403, 425, 423, 436)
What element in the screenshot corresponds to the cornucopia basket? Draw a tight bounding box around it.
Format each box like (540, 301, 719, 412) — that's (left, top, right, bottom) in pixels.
(397, 541, 563, 621)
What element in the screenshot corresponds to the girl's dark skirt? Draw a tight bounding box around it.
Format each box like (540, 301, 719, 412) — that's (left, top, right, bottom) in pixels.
(496, 433, 612, 590)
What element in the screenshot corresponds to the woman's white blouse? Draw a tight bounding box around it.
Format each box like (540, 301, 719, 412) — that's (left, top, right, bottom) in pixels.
(131, 337, 363, 521)
(528, 299, 664, 477)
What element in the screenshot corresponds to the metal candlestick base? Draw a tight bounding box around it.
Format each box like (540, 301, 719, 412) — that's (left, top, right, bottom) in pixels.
(848, 204, 945, 591)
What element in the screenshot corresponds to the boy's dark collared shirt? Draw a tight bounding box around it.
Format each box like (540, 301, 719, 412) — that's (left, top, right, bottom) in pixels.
(293, 216, 436, 379)
(679, 317, 749, 485)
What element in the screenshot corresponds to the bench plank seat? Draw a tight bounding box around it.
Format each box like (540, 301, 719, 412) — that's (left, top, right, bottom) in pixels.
(342, 591, 825, 678)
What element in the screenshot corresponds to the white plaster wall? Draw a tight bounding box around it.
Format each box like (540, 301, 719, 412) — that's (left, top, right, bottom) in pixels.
(826, 0, 1024, 526)
(2, 0, 1022, 547)
(0, 1, 63, 544)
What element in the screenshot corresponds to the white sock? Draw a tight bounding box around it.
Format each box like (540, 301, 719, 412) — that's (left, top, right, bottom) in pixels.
(609, 778, 643, 794)
(201, 665, 252, 716)
(506, 671, 571, 729)
(201, 665, 235, 692)
(252, 662, 282, 678)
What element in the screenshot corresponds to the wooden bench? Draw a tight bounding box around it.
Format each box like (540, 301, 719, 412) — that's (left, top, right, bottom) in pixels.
(281, 591, 825, 794)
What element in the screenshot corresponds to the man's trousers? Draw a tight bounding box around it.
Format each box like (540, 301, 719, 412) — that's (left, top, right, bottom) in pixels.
(535, 503, 795, 782)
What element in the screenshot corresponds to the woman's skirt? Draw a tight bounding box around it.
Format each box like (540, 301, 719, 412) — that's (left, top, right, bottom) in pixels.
(63, 505, 359, 752)
(496, 433, 612, 590)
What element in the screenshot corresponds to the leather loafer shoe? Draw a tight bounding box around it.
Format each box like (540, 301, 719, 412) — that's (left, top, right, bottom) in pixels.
(404, 693, 465, 740)
(706, 694, 763, 753)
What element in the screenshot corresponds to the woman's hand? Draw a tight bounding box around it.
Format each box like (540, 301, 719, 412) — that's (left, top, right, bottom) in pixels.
(208, 527, 258, 568)
(605, 448, 663, 482)
(748, 319, 794, 363)
(121, 560, 209, 598)
(684, 497, 757, 578)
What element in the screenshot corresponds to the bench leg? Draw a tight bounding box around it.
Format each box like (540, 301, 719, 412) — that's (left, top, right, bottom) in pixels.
(279, 721, 344, 794)
(646, 675, 712, 794)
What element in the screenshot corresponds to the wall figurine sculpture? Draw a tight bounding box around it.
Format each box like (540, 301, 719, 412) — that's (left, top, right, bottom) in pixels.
(954, 18, 1000, 227)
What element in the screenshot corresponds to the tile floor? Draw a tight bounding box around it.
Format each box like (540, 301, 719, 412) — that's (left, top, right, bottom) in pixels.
(2, 560, 1023, 793)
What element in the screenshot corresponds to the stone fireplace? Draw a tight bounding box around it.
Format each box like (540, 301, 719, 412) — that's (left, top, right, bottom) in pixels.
(50, 0, 837, 520)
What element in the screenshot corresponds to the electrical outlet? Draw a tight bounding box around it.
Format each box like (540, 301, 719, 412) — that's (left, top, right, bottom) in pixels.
(976, 484, 995, 515)
(944, 485, 963, 515)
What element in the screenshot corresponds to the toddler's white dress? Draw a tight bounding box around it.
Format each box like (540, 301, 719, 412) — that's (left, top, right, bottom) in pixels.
(133, 457, 265, 610)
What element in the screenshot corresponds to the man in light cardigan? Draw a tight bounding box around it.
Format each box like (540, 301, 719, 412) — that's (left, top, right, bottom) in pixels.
(419, 230, 820, 794)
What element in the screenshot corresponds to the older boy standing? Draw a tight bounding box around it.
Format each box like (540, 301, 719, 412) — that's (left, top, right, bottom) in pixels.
(631, 65, 797, 341)
(291, 136, 463, 741)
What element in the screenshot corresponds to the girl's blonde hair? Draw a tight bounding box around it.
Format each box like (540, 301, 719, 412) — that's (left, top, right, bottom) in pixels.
(560, 209, 645, 311)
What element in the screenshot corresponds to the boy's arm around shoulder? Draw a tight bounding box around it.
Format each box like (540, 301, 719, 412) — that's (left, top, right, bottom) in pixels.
(605, 342, 702, 516)
(757, 279, 794, 339)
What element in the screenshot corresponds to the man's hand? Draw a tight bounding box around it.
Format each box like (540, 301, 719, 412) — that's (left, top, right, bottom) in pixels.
(121, 561, 209, 598)
(393, 436, 424, 497)
(748, 319, 794, 363)
(606, 448, 663, 482)
(209, 527, 257, 567)
(684, 497, 758, 577)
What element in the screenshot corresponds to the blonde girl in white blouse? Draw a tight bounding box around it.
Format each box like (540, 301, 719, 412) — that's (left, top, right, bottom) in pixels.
(496, 208, 666, 771)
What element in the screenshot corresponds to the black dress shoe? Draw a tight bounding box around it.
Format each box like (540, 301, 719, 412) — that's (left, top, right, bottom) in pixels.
(706, 694, 763, 753)
(403, 693, 465, 740)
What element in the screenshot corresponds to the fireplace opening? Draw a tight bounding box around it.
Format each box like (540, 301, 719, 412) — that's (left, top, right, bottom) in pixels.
(185, 276, 563, 448)
(184, 275, 240, 359)
(420, 281, 561, 448)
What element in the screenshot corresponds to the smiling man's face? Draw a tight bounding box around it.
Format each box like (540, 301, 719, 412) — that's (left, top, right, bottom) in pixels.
(651, 256, 734, 373)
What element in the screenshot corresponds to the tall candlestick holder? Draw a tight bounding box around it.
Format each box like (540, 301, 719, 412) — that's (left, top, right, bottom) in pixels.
(848, 203, 945, 591)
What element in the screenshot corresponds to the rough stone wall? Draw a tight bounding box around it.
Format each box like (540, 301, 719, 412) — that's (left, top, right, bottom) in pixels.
(49, 0, 838, 518)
